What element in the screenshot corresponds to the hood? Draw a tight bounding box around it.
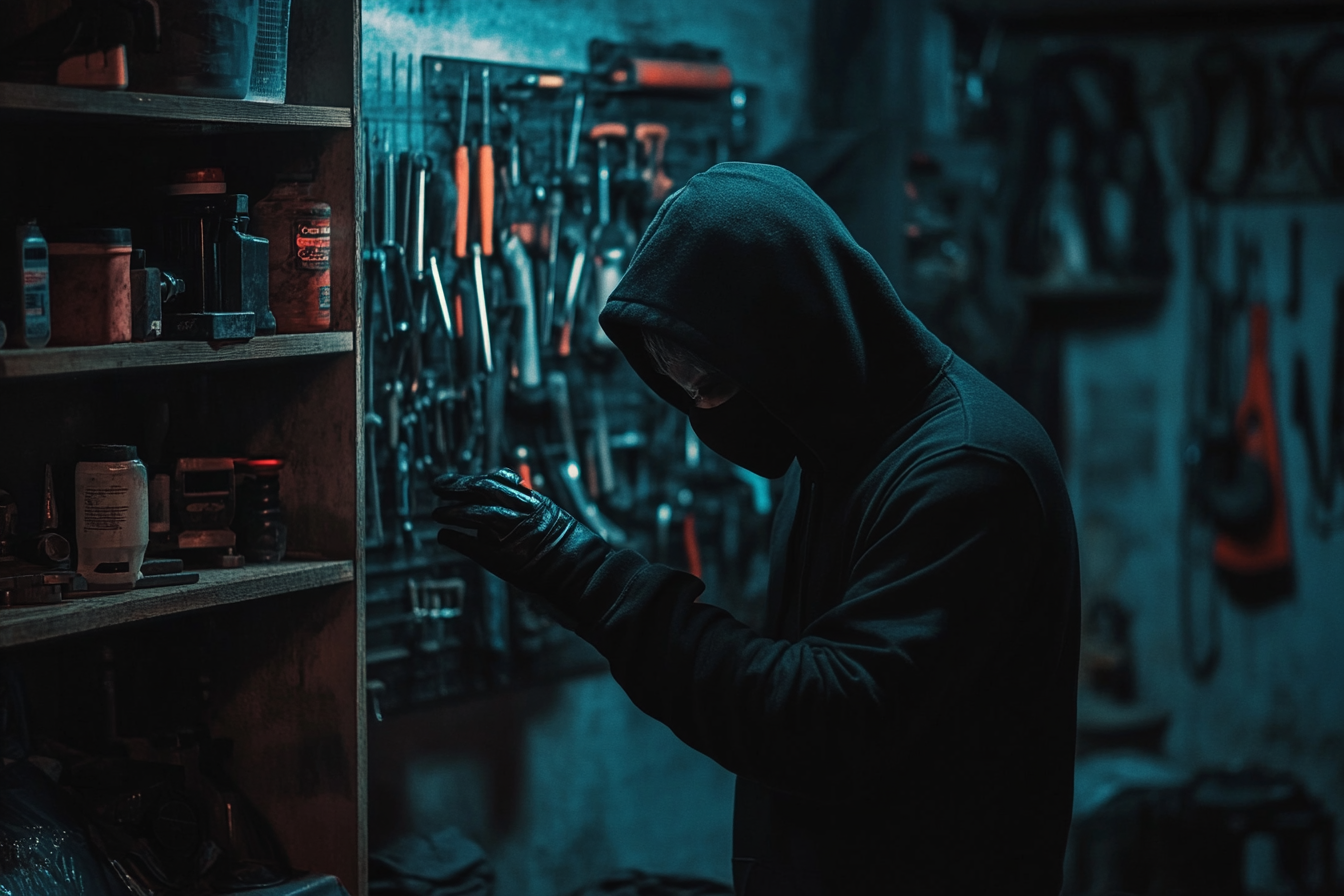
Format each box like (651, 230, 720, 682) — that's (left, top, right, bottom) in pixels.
(599, 162, 950, 475)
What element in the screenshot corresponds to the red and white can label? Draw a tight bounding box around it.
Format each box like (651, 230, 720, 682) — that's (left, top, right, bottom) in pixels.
(294, 218, 331, 271)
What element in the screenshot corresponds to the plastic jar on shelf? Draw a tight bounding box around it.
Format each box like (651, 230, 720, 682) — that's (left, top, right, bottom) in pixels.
(233, 457, 287, 562)
(47, 228, 133, 346)
(76, 445, 149, 588)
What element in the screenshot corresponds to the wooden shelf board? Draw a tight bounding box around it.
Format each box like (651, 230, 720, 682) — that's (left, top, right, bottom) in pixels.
(0, 331, 352, 379)
(0, 82, 351, 128)
(0, 559, 354, 648)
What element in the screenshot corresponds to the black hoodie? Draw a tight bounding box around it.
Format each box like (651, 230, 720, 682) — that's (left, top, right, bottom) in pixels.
(569, 163, 1079, 894)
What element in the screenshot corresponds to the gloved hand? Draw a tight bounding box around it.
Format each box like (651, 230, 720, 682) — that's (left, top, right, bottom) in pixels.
(432, 468, 613, 608)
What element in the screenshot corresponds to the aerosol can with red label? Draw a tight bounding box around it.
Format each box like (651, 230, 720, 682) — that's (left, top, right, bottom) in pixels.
(252, 177, 332, 332)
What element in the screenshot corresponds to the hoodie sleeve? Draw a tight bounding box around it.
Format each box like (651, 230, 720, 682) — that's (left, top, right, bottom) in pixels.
(565, 447, 1045, 803)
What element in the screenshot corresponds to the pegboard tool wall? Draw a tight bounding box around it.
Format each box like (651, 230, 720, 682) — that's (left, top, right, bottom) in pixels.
(361, 50, 773, 717)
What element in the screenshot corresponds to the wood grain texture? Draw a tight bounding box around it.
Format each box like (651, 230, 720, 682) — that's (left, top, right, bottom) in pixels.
(0, 332, 352, 379)
(0, 560, 353, 648)
(0, 83, 351, 128)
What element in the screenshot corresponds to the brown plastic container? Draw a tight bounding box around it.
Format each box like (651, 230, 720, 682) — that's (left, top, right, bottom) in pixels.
(251, 178, 332, 333)
(48, 228, 133, 346)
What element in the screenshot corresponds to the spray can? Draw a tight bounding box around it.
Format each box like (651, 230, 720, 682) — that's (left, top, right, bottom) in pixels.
(2, 222, 52, 348)
(76, 445, 149, 587)
(251, 176, 332, 332)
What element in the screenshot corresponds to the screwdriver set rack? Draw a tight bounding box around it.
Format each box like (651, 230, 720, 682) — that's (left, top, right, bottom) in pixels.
(361, 47, 774, 717)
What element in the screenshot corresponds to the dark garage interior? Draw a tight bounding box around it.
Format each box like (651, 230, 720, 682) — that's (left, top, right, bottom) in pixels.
(2, 0, 1344, 893)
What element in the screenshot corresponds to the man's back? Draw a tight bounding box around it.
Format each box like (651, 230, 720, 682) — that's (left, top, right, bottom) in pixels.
(729, 355, 1079, 895)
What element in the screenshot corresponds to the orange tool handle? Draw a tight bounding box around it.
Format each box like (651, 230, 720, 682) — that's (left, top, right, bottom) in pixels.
(616, 59, 732, 90)
(478, 143, 495, 256)
(589, 122, 629, 141)
(635, 123, 673, 202)
(517, 462, 533, 490)
(683, 513, 703, 579)
(453, 144, 470, 258)
(1213, 303, 1293, 578)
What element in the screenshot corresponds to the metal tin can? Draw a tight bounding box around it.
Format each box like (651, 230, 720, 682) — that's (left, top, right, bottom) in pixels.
(251, 178, 332, 333)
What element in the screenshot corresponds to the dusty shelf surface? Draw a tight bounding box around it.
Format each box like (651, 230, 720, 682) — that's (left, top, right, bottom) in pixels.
(0, 332, 353, 379)
(0, 83, 351, 128)
(0, 559, 354, 648)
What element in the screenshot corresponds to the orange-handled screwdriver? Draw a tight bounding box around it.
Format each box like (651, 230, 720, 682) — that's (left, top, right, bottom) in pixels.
(479, 67, 495, 256)
(453, 70, 470, 258)
(635, 122, 673, 203)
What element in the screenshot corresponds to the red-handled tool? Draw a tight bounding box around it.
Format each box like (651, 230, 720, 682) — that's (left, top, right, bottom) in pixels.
(612, 59, 732, 91)
(479, 67, 495, 257)
(683, 513, 703, 580)
(453, 70, 471, 259)
(635, 123, 673, 204)
(1213, 303, 1293, 596)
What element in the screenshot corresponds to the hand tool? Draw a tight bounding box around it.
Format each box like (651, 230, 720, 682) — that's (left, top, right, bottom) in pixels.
(589, 123, 627, 231)
(542, 184, 564, 341)
(683, 512, 703, 579)
(484, 351, 508, 471)
(1212, 303, 1294, 599)
(479, 67, 496, 257)
(592, 385, 616, 495)
(635, 123, 674, 204)
(18, 465, 69, 566)
(409, 152, 431, 281)
(590, 123, 639, 351)
(501, 232, 542, 389)
(566, 90, 586, 172)
(472, 242, 494, 373)
(395, 440, 416, 549)
(609, 57, 732, 91)
(547, 370, 583, 465)
(558, 228, 589, 357)
(520, 72, 565, 90)
(453, 70, 471, 259)
(429, 252, 454, 339)
(513, 445, 534, 490)
(685, 419, 701, 469)
(655, 502, 672, 564)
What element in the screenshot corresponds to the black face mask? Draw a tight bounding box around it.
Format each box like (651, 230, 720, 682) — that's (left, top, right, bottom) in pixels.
(688, 393, 799, 479)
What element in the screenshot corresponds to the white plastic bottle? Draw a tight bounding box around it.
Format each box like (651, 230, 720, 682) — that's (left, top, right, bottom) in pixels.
(75, 445, 149, 587)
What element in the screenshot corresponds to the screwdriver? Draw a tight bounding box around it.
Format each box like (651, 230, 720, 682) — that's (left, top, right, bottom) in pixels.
(479, 67, 495, 256)
(453, 70, 471, 259)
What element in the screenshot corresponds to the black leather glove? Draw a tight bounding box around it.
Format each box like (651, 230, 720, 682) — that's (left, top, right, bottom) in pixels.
(432, 468, 614, 608)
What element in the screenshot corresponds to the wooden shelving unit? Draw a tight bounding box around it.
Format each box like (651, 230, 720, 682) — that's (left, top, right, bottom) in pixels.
(0, 82, 351, 128)
(0, 1, 365, 892)
(0, 560, 354, 648)
(0, 331, 353, 378)
(0, 333, 354, 381)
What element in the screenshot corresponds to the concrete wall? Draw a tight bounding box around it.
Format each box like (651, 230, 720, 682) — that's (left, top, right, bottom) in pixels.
(362, 0, 812, 159)
(361, 2, 811, 892)
(1051, 33, 1344, 861)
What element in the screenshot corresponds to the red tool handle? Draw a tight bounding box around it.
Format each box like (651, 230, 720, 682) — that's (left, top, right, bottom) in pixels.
(683, 513, 703, 580)
(1214, 303, 1293, 582)
(635, 122, 673, 203)
(478, 143, 495, 256)
(617, 59, 732, 91)
(453, 144, 470, 258)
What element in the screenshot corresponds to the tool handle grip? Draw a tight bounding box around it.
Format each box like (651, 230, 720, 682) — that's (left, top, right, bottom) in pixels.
(479, 144, 495, 256)
(453, 145, 470, 258)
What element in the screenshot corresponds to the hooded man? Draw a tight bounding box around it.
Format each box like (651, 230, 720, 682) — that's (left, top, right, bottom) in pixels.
(432, 163, 1080, 895)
